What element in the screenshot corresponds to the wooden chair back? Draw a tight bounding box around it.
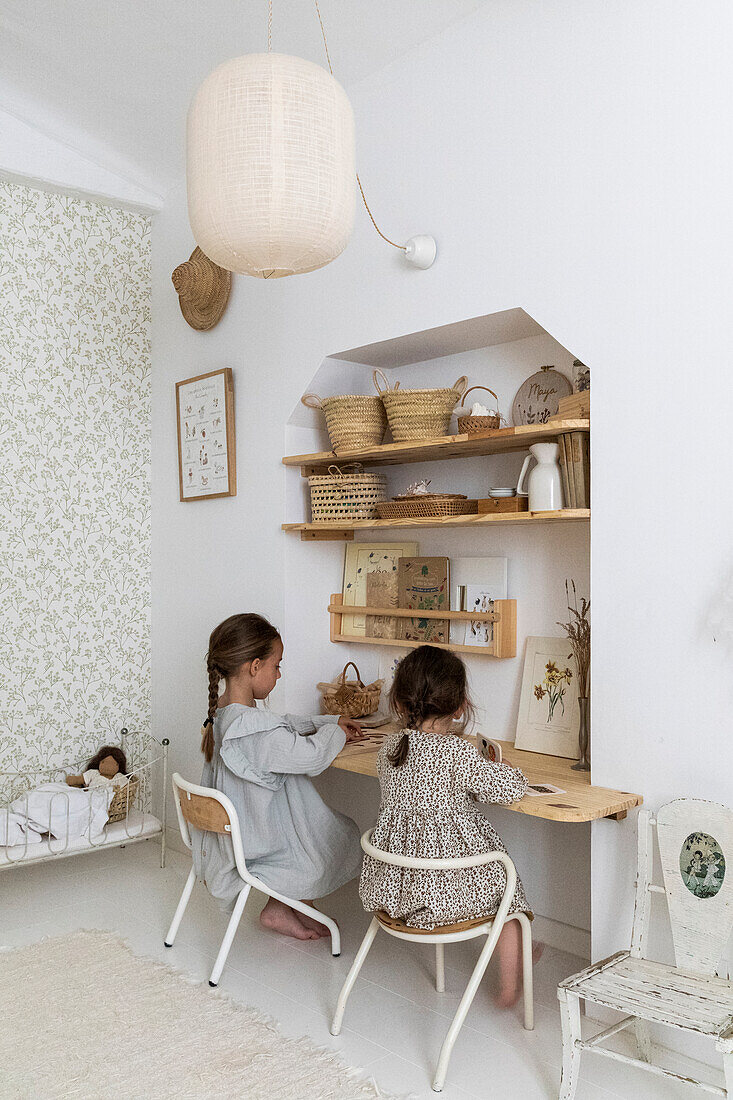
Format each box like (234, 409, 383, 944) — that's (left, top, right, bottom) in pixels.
(632, 800, 733, 977)
(176, 788, 231, 835)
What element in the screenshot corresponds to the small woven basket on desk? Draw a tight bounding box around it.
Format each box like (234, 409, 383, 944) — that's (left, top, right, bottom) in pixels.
(457, 386, 505, 434)
(107, 775, 140, 823)
(301, 392, 387, 452)
(373, 369, 467, 441)
(308, 464, 387, 523)
(317, 662, 383, 718)
(376, 494, 478, 519)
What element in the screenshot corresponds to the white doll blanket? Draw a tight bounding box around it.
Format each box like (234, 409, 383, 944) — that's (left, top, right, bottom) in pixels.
(4, 783, 113, 844)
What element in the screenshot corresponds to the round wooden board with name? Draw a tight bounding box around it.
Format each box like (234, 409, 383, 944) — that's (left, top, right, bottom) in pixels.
(512, 365, 572, 425)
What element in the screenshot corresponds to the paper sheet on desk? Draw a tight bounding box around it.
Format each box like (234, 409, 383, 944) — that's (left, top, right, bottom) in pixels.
(525, 783, 567, 796)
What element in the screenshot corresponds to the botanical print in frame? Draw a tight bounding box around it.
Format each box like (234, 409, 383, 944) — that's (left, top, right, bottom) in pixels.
(515, 636, 580, 758)
(342, 542, 418, 637)
(176, 368, 236, 501)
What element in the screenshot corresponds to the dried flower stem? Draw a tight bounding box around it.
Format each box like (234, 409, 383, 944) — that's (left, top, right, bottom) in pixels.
(557, 579, 590, 698)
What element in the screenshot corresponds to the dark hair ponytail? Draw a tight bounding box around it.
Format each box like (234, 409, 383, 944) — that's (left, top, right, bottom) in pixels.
(201, 613, 281, 762)
(387, 646, 474, 768)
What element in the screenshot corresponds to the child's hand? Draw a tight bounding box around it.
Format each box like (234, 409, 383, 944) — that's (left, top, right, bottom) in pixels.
(338, 716, 366, 742)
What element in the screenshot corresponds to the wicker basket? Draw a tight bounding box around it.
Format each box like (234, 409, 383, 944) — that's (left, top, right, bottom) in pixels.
(308, 464, 387, 523)
(107, 775, 139, 823)
(457, 386, 505, 434)
(317, 662, 383, 718)
(301, 392, 387, 452)
(373, 369, 468, 441)
(376, 494, 478, 519)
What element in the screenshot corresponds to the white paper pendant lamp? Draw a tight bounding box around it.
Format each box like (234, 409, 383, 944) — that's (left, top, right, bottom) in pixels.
(187, 52, 355, 279)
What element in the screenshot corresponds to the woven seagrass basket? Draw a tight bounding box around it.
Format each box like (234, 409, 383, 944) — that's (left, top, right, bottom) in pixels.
(107, 775, 139, 823)
(308, 464, 387, 523)
(301, 392, 387, 452)
(376, 494, 478, 520)
(457, 386, 505, 435)
(373, 369, 468, 441)
(317, 662, 383, 718)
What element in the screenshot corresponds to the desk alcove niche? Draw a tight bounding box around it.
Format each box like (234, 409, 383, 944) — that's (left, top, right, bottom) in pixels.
(284, 307, 600, 957)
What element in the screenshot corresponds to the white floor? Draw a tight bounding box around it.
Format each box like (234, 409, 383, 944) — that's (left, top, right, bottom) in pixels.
(0, 839, 723, 1099)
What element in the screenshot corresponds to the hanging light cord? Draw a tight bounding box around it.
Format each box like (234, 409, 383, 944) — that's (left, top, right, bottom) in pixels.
(313, 0, 406, 252)
(267, 0, 272, 51)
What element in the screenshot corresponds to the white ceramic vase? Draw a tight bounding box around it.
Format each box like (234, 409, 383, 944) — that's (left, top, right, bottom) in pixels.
(516, 442, 564, 511)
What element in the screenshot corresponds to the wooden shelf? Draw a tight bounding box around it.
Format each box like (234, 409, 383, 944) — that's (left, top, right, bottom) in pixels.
(283, 419, 589, 473)
(331, 728, 642, 824)
(284, 509, 589, 540)
(329, 594, 516, 658)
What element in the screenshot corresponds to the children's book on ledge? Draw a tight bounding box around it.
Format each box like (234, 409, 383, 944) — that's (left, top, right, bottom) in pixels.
(397, 557, 450, 643)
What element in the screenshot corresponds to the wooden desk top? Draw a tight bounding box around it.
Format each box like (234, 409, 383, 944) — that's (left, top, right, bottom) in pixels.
(331, 727, 642, 824)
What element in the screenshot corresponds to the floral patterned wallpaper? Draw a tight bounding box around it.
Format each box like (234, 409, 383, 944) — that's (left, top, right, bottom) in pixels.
(0, 180, 151, 791)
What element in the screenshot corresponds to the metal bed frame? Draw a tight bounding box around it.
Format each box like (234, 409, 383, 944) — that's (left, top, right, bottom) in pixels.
(0, 729, 170, 870)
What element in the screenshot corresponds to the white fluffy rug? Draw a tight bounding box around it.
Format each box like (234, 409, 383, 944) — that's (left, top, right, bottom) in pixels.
(0, 930, 399, 1100)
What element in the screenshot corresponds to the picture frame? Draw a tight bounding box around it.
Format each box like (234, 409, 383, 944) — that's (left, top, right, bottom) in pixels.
(514, 636, 580, 758)
(176, 368, 236, 501)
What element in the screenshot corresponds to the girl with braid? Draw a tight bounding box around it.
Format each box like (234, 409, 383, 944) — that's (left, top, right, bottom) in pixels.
(193, 613, 364, 941)
(359, 645, 537, 1007)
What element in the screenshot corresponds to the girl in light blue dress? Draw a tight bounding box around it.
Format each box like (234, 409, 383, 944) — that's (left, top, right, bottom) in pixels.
(193, 613, 364, 941)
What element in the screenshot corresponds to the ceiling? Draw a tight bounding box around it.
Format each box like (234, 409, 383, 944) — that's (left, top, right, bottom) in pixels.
(0, 0, 483, 197)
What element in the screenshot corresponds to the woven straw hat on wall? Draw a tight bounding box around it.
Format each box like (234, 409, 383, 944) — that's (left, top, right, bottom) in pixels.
(171, 247, 231, 331)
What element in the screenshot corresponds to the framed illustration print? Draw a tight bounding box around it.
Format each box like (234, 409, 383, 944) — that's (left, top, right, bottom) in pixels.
(515, 636, 580, 758)
(176, 368, 236, 501)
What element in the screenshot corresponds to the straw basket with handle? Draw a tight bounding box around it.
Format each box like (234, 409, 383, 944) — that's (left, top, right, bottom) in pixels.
(457, 386, 506, 434)
(301, 392, 387, 452)
(307, 464, 387, 523)
(317, 662, 383, 718)
(373, 369, 468, 441)
(107, 775, 140, 823)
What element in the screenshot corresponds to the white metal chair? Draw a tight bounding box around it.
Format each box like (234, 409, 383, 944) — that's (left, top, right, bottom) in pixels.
(558, 799, 733, 1098)
(331, 829, 534, 1093)
(164, 773, 341, 987)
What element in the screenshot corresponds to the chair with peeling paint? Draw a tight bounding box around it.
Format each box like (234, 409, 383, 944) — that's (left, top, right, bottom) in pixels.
(558, 799, 733, 1098)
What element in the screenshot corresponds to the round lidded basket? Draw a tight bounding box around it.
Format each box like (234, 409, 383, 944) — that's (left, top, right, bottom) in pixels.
(317, 661, 383, 718)
(457, 386, 506, 435)
(308, 464, 387, 523)
(107, 775, 140, 823)
(376, 494, 478, 519)
(301, 392, 387, 453)
(373, 369, 468, 442)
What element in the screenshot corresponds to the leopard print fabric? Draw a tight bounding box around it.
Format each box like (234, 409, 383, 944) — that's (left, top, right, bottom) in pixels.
(359, 729, 531, 930)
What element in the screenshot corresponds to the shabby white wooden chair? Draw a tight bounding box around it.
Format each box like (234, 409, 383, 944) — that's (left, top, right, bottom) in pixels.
(558, 798, 733, 1098)
(331, 829, 534, 1093)
(164, 773, 341, 986)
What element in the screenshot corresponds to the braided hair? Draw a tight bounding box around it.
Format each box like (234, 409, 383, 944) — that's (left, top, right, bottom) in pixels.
(387, 646, 475, 768)
(201, 613, 281, 762)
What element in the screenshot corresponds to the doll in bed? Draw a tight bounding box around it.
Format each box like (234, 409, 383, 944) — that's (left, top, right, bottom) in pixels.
(65, 746, 130, 790)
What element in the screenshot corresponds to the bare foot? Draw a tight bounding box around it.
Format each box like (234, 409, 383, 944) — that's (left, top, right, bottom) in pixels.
(296, 902, 331, 938)
(259, 898, 320, 940)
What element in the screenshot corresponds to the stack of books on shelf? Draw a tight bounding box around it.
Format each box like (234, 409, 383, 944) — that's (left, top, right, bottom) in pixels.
(558, 431, 590, 509)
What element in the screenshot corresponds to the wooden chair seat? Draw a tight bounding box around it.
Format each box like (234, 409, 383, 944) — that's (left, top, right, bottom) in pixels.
(375, 910, 494, 936)
(562, 952, 733, 1038)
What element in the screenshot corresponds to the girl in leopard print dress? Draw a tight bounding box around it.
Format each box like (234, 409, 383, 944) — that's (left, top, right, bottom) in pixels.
(359, 645, 533, 1007)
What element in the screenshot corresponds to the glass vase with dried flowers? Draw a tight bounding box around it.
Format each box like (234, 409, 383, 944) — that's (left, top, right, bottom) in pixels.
(558, 581, 590, 771)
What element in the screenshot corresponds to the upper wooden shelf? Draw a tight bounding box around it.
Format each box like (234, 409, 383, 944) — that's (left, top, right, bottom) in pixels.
(282, 419, 590, 472)
(331, 729, 642, 824)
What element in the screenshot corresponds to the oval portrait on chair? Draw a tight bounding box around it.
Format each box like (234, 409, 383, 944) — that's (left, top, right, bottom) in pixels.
(679, 831, 726, 899)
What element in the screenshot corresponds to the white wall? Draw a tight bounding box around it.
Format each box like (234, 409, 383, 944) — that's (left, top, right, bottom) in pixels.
(152, 0, 733, 974)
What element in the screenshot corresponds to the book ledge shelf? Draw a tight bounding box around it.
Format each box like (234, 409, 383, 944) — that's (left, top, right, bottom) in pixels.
(329, 594, 517, 659)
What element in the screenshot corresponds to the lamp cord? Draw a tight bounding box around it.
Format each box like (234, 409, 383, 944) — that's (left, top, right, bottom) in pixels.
(268, 0, 272, 51)
(313, 0, 406, 252)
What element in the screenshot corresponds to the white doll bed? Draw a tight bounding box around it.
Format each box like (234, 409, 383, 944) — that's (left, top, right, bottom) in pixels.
(0, 730, 169, 871)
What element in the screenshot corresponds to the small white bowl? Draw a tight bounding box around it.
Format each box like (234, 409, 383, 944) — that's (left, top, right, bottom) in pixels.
(489, 488, 516, 498)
